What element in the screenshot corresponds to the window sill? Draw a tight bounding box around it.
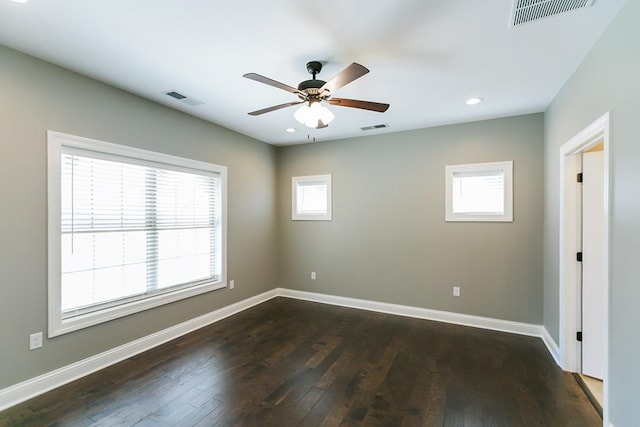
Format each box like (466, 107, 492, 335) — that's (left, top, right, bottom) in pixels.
(49, 280, 227, 338)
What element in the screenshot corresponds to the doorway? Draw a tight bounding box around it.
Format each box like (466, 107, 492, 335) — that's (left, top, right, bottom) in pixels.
(579, 145, 605, 412)
(559, 112, 610, 425)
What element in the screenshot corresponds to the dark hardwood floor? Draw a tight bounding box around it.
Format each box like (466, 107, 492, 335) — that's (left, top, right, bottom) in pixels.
(0, 297, 599, 426)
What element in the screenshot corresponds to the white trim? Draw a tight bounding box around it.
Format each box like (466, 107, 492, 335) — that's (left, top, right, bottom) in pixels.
(0, 289, 277, 412)
(291, 174, 332, 221)
(0, 287, 561, 413)
(558, 112, 610, 427)
(278, 288, 542, 337)
(46, 130, 228, 337)
(47, 131, 224, 173)
(445, 160, 513, 222)
(541, 327, 561, 366)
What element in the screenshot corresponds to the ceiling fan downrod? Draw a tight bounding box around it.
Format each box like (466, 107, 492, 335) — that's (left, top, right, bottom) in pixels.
(298, 61, 327, 94)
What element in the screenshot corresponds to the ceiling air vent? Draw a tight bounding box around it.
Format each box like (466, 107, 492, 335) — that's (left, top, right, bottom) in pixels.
(361, 123, 389, 131)
(163, 90, 204, 106)
(511, 0, 595, 26)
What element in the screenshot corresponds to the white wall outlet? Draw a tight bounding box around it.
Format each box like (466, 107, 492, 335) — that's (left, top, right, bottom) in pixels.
(311, 272, 316, 280)
(453, 286, 461, 297)
(229, 280, 235, 289)
(29, 332, 43, 350)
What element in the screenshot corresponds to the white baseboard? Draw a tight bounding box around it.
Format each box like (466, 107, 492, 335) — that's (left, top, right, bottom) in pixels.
(0, 287, 559, 413)
(277, 288, 544, 338)
(541, 326, 561, 366)
(0, 289, 278, 412)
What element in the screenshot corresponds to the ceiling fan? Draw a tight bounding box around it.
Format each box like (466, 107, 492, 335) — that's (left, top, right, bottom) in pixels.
(243, 61, 390, 129)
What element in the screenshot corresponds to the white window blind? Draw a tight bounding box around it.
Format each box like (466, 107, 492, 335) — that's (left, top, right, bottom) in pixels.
(48, 131, 227, 336)
(445, 161, 513, 222)
(452, 169, 505, 215)
(292, 175, 332, 220)
(296, 181, 328, 215)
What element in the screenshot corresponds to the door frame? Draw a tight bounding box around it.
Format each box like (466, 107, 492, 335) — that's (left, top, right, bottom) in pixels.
(559, 112, 610, 425)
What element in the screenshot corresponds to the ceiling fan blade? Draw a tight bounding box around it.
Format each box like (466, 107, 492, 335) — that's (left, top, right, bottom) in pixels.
(329, 97, 390, 112)
(248, 101, 304, 116)
(243, 73, 302, 95)
(320, 63, 369, 95)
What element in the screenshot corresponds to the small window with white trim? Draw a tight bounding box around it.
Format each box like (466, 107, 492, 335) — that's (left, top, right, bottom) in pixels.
(445, 161, 513, 222)
(292, 174, 332, 221)
(47, 131, 227, 336)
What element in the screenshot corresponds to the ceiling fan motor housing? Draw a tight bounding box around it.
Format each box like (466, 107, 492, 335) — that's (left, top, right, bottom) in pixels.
(297, 79, 326, 92)
(297, 60, 330, 99)
(298, 61, 327, 97)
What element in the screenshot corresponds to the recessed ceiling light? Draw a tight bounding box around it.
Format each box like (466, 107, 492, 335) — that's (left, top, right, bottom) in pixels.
(285, 128, 296, 133)
(466, 97, 483, 106)
(11, 0, 29, 3)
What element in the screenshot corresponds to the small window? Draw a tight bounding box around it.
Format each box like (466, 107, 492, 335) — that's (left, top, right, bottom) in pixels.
(47, 131, 227, 336)
(292, 175, 332, 221)
(445, 161, 513, 222)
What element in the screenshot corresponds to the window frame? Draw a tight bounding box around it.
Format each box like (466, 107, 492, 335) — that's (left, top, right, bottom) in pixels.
(291, 174, 332, 221)
(445, 160, 513, 222)
(47, 131, 227, 337)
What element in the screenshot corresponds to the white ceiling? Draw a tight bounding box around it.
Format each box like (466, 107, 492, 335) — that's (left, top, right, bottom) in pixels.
(0, 0, 624, 145)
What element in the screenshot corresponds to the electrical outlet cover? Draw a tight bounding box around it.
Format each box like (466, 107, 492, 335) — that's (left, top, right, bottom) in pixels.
(29, 332, 43, 350)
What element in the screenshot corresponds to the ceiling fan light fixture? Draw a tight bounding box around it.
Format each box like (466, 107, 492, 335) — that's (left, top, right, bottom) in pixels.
(295, 101, 334, 128)
(319, 105, 335, 125)
(294, 104, 310, 124)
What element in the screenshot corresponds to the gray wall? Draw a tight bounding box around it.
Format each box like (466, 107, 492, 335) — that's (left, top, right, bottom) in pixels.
(278, 114, 544, 324)
(543, 1, 640, 425)
(0, 45, 279, 389)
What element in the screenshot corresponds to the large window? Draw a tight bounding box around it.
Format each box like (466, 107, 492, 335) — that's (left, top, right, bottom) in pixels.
(445, 161, 513, 222)
(292, 175, 332, 220)
(47, 131, 227, 336)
